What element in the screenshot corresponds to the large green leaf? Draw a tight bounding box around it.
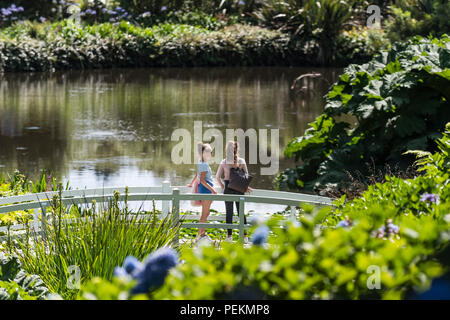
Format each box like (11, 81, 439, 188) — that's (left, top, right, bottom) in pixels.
(277, 35, 450, 192)
(0, 253, 21, 281)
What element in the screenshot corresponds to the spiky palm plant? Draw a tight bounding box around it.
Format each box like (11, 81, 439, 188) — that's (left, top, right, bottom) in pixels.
(10, 188, 181, 300)
(304, 0, 356, 65)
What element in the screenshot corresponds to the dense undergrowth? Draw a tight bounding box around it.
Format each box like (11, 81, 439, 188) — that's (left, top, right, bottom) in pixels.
(276, 34, 450, 193)
(0, 19, 387, 71)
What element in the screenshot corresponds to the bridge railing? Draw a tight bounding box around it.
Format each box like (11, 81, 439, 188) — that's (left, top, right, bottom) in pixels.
(0, 182, 334, 243)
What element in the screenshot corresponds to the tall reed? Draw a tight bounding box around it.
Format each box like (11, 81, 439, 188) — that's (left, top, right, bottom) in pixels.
(10, 187, 181, 300)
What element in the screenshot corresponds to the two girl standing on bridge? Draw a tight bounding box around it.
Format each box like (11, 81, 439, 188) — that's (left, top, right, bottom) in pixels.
(189, 141, 250, 245)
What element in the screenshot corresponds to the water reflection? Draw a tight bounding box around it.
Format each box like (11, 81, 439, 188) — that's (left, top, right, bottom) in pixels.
(0, 67, 342, 194)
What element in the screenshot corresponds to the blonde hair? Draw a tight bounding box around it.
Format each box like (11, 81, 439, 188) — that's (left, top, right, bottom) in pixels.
(225, 141, 239, 167)
(198, 142, 212, 162)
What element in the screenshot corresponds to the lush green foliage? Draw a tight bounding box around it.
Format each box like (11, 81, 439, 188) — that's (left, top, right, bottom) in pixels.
(0, 170, 66, 229)
(6, 188, 180, 300)
(252, 0, 360, 65)
(386, 0, 450, 42)
(277, 35, 450, 192)
(0, 20, 297, 71)
(327, 126, 449, 223)
(77, 124, 450, 300)
(0, 0, 397, 71)
(335, 26, 390, 65)
(0, 1, 447, 70)
(0, 169, 63, 196)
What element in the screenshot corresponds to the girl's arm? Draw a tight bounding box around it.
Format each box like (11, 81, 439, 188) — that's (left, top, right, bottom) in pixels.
(188, 173, 198, 187)
(216, 163, 224, 189)
(240, 160, 252, 193)
(241, 160, 248, 174)
(199, 171, 217, 194)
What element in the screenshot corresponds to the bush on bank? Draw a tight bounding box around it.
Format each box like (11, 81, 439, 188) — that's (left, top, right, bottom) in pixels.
(0, 20, 289, 71)
(277, 34, 450, 193)
(0, 18, 387, 72)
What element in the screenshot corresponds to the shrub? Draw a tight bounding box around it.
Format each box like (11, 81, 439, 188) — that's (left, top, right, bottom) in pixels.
(252, 0, 358, 65)
(0, 20, 296, 71)
(7, 188, 181, 300)
(335, 26, 391, 66)
(276, 35, 450, 192)
(386, 0, 450, 42)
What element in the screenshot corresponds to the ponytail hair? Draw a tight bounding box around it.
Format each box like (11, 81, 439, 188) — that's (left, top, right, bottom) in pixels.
(225, 140, 239, 167)
(198, 142, 205, 162)
(233, 141, 239, 168)
(198, 142, 212, 162)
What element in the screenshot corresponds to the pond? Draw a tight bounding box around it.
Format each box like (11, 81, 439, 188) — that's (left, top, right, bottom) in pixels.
(0, 67, 341, 211)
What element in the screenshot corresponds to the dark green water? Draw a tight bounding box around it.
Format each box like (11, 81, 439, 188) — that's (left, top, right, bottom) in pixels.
(0, 67, 341, 193)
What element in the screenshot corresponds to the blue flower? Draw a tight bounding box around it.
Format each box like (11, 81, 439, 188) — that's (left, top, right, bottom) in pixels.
(161, 6, 167, 11)
(238, 0, 245, 5)
(420, 193, 438, 203)
(337, 220, 350, 228)
(387, 222, 399, 234)
(113, 266, 128, 278)
(131, 248, 179, 295)
(123, 256, 143, 275)
(251, 225, 270, 245)
(415, 276, 450, 299)
(1, 8, 11, 16)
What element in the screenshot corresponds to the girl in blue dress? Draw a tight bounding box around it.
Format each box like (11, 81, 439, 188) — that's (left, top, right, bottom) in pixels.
(188, 142, 217, 243)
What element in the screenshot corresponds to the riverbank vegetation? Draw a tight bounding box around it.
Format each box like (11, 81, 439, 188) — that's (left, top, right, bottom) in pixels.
(277, 35, 450, 194)
(1, 1, 448, 71)
(0, 183, 181, 300)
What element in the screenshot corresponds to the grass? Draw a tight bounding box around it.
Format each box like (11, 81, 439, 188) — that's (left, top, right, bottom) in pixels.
(7, 188, 181, 300)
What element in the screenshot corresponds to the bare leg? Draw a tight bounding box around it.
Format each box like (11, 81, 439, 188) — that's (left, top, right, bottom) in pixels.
(198, 200, 212, 236)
